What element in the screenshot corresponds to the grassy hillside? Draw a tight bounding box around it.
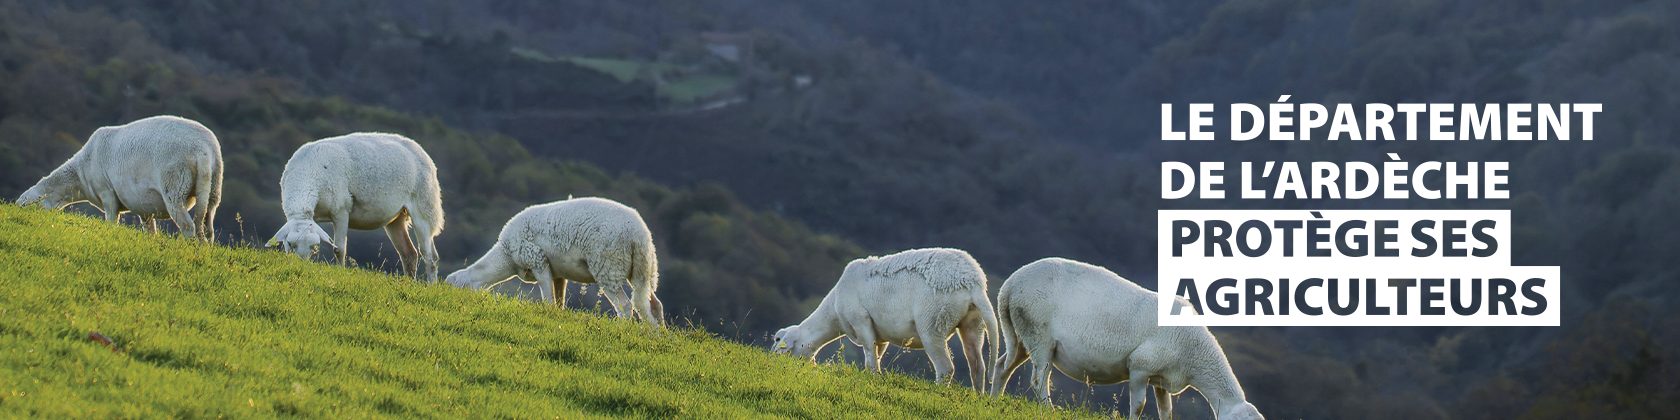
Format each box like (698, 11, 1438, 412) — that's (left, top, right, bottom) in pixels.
(0, 204, 1087, 418)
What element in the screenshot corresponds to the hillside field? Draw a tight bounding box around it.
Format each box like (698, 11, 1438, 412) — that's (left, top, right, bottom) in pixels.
(0, 204, 1090, 419)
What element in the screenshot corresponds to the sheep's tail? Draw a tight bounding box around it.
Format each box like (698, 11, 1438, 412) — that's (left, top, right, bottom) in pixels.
(991, 287, 1016, 397)
(418, 182, 445, 236)
(203, 152, 223, 242)
(633, 237, 659, 293)
(630, 235, 662, 326)
(972, 284, 1000, 389)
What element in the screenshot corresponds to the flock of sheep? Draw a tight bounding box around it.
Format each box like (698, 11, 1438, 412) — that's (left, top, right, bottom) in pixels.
(16, 115, 1265, 420)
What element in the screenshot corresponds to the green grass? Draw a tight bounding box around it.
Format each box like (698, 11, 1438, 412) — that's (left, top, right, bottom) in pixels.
(562, 57, 736, 104)
(509, 49, 736, 104)
(509, 48, 663, 83)
(562, 57, 679, 84)
(0, 204, 1090, 419)
(659, 75, 739, 104)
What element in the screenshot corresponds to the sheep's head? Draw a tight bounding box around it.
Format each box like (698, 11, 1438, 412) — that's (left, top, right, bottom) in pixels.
(267, 219, 335, 259)
(17, 170, 82, 210)
(1218, 402, 1263, 420)
(16, 185, 50, 208)
(444, 268, 472, 288)
(772, 325, 814, 358)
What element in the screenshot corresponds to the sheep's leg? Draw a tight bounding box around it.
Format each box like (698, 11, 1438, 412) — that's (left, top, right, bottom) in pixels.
(383, 213, 418, 278)
(849, 323, 882, 373)
(921, 330, 957, 386)
(589, 263, 638, 321)
(164, 196, 198, 240)
(330, 214, 350, 266)
(407, 214, 439, 283)
(874, 343, 887, 367)
(96, 191, 121, 224)
(195, 165, 220, 242)
(1154, 384, 1173, 420)
(647, 294, 664, 324)
(554, 279, 570, 308)
(519, 268, 539, 301)
(531, 263, 559, 306)
(598, 283, 631, 319)
(628, 277, 659, 326)
(956, 317, 987, 392)
(1127, 374, 1151, 419)
(141, 215, 158, 234)
(1030, 360, 1054, 404)
(992, 330, 1029, 397)
(165, 207, 195, 238)
(599, 250, 657, 326)
(1028, 341, 1057, 404)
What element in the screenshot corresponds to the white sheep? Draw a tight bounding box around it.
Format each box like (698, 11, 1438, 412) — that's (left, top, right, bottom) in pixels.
(18, 115, 222, 241)
(772, 247, 999, 391)
(266, 133, 444, 282)
(989, 257, 1264, 420)
(444, 197, 664, 326)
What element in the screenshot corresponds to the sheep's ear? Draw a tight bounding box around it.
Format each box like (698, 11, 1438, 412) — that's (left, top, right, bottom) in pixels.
(312, 225, 336, 250)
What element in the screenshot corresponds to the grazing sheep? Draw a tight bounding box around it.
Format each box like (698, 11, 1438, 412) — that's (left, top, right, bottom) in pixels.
(772, 248, 999, 391)
(17, 115, 222, 242)
(444, 197, 664, 326)
(266, 133, 444, 282)
(989, 257, 1264, 420)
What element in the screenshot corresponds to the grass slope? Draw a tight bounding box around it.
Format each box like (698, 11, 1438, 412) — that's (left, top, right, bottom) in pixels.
(0, 205, 1087, 419)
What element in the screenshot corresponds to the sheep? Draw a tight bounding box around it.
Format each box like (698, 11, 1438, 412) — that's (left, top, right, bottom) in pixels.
(772, 247, 999, 391)
(17, 115, 222, 242)
(989, 257, 1264, 420)
(266, 133, 444, 282)
(444, 197, 664, 327)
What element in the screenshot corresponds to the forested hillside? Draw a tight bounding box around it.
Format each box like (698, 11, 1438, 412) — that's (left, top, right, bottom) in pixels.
(35, 0, 1158, 282)
(0, 3, 864, 337)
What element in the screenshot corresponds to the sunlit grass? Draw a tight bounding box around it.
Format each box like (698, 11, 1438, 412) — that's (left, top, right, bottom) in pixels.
(0, 204, 1091, 418)
(561, 57, 679, 84)
(509, 49, 737, 105)
(659, 75, 738, 104)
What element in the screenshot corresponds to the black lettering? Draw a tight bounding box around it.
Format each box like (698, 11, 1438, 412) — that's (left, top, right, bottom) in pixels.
(1208, 278, 1240, 315)
(1274, 220, 1302, 257)
(1246, 278, 1274, 315)
(1471, 220, 1498, 257)
(1375, 220, 1399, 257)
(1307, 220, 1332, 257)
(1237, 220, 1272, 257)
(1488, 278, 1517, 315)
(1366, 278, 1390, 315)
(1296, 278, 1323, 315)
(1389, 278, 1416, 315)
(1329, 278, 1359, 316)
(1336, 220, 1369, 257)
(1279, 278, 1290, 315)
(1173, 220, 1199, 257)
(1420, 278, 1445, 315)
(1412, 220, 1437, 257)
(1173, 278, 1203, 315)
(1443, 220, 1468, 257)
(1521, 278, 1547, 315)
(1205, 220, 1233, 257)
(1451, 278, 1482, 315)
